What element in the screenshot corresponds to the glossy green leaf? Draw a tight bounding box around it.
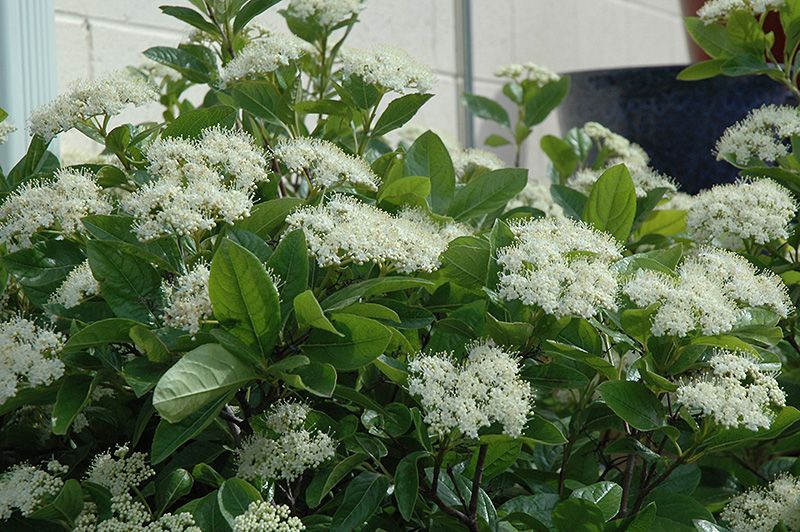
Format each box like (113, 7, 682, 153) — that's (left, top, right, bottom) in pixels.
(51, 375, 93, 435)
(303, 314, 392, 371)
(372, 93, 433, 137)
(162, 106, 236, 138)
(583, 164, 637, 241)
(218, 478, 262, 528)
(597, 380, 665, 431)
(448, 167, 528, 221)
(570, 481, 622, 521)
(156, 468, 193, 515)
(462, 93, 511, 128)
(151, 392, 232, 464)
(330, 472, 389, 532)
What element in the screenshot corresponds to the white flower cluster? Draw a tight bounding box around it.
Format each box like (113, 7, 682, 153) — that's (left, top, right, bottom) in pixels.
(48, 261, 99, 309)
(0, 316, 64, 405)
(721, 474, 800, 532)
(567, 166, 677, 199)
(623, 248, 792, 337)
(0, 121, 15, 145)
(407, 341, 533, 439)
(220, 32, 308, 86)
(508, 180, 564, 217)
(497, 217, 622, 319)
(84, 444, 155, 496)
(340, 45, 436, 94)
(0, 461, 66, 519)
(0, 168, 112, 251)
(234, 501, 306, 532)
(451, 148, 505, 181)
(123, 127, 269, 240)
(676, 349, 786, 431)
(273, 137, 379, 190)
(162, 262, 212, 335)
(494, 62, 561, 86)
(582, 121, 650, 170)
(29, 71, 157, 141)
(286, 194, 468, 273)
(287, 0, 364, 26)
(660, 192, 695, 211)
(698, 0, 785, 24)
(237, 402, 335, 483)
(715, 105, 800, 164)
(74, 494, 200, 532)
(687, 179, 796, 248)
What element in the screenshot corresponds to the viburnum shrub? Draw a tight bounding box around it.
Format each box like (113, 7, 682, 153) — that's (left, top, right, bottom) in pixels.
(3, 0, 800, 530)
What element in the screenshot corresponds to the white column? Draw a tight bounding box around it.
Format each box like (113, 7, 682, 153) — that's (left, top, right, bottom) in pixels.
(0, 0, 58, 170)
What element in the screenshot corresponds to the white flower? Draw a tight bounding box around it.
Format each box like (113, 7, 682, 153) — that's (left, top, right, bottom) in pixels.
(582, 122, 650, 170)
(0, 316, 64, 405)
(676, 349, 785, 431)
(497, 217, 622, 319)
(220, 32, 308, 86)
(408, 340, 533, 439)
(272, 137, 379, 190)
(715, 104, 800, 164)
(123, 127, 269, 240)
(340, 45, 436, 94)
(29, 71, 157, 141)
(698, 0, 785, 24)
(721, 474, 800, 532)
(162, 262, 212, 335)
(236, 402, 335, 483)
(286, 0, 364, 27)
(234, 501, 305, 531)
(74, 493, 200, 531)
(508, 180, 564, 217)
(84, 444, 155, 496)
(687, 179, 797, 248)
(494, 62, 560, 87)
(0, 121, 15, 145)
(0, 168, 112, 251)
(0, 461, 65, 519)
(286, 194, 468, 273)
(567, 166, 677, 199)
(48, 261, 99, 309)
(623, 247, 792, 337)
(659, 192, 695, 211)
(451, 148, 505, 181)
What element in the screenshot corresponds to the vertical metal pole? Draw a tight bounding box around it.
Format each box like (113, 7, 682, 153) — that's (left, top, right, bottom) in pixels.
(0, 0, 58, 170)
(455, 0, 475, 148)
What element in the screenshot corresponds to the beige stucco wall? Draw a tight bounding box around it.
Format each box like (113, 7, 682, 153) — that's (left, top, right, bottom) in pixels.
(53, 0, 690, 175)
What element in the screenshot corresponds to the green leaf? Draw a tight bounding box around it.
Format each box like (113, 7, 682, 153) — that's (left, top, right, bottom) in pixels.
(541, 134, 579, 178)
(63, 318, 140, 352)
(87, 240, 164, 324)
(523, 77, 570, 127)
(635, 209, 687, 238)
(394, 451, 426, 520)
(160, 5, 220, 35)
(684, 16, 737, 58)
(210, 239, 281, 356)
(233, 0, 280, 33)
(265, 228, 309, 320)
(551, 498, 605, 532)
(484, 133, 510, 147)
(143, 46, 211, 83)
(372, 93, 433, 137)
(448, 168, 528, 220)
(156, 468, 193, 515)
(218, 478, 262, 528)
(339, 75, 380, 109)
(583, 164, 637, 241)
(122, 358, 168, 398)
(468, 436, 521, 481)
(294, 290, 342, 335)
(330, 472, 389, 532)
(597, 380, 665, 431)
(28, 479, 83, 528)
(462, 93, 511, 128)
(303, 314, 392, 371)
(162, 106, 236, 138)
(185, 490, 229, 531)
(702, 406, 800, 452)
(676, 59, 726, 80)
(523, 415, 567, 445)
(237, 197, 304, 238)
(289, 361, 337, 397)
(570, 481, 622, 521)
(153, 344, 256, 423)
(151, 392, 232, 464)
(551, 184, 588, 220)
(306, 454, 368, 508)
(439, 235, 490, 288)
(378, 176, 431, 208)
(320, 277, 433, 311)
(51, 375, 93, 435)
(130, 325, 171, 363)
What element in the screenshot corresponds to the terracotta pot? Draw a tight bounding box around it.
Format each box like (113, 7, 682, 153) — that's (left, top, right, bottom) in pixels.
(680, 0, 786, 62)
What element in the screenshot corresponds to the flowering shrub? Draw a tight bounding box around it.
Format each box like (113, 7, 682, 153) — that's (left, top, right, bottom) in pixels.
(2, 0, 800, 530)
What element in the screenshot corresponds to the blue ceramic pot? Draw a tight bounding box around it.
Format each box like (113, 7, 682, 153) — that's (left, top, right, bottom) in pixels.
(558, 65, 793, 193)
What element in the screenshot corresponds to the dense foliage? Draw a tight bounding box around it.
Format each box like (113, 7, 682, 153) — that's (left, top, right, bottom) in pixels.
(2, 0, 800, 530)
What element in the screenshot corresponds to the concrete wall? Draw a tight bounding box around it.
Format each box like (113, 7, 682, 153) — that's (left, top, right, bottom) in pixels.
(53, 0, 691, 174)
